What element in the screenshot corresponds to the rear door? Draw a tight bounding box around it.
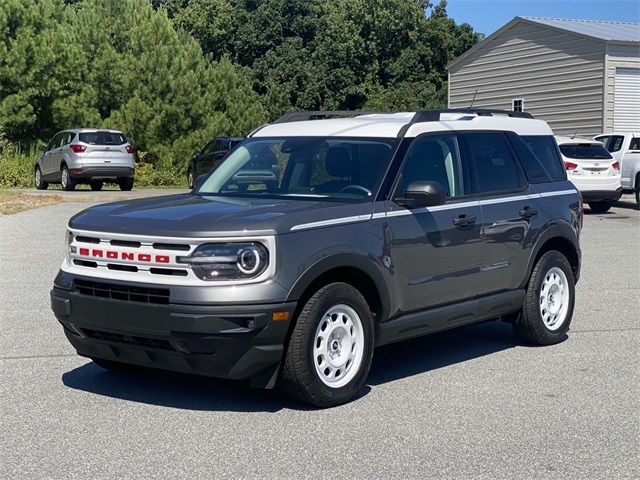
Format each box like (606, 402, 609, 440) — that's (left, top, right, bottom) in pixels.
(79, 131, 130, 168)
(460, 131, 544, 296)
(385, 133, 484, 312)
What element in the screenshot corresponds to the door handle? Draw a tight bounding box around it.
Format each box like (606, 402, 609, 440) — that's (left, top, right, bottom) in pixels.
(453, 214, 476, 227)
(519, 206, 538, 219)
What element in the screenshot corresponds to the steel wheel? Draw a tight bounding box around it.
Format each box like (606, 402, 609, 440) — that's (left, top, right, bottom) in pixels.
(313, 304, 364, 388)
(539, 266, 570, 331)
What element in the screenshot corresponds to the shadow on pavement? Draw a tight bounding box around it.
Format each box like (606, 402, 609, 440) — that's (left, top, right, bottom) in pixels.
(62, 319, 519, 411)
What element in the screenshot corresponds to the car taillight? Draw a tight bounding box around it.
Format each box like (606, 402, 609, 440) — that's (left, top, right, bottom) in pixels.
(126, 146, 135, 154)
(564, 161, 578, 170)
(612, 161, 620, 171)
(70, 144, 86, 153)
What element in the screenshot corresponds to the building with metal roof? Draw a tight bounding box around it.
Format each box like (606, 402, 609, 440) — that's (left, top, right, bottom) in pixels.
(448, 16, 640, 136)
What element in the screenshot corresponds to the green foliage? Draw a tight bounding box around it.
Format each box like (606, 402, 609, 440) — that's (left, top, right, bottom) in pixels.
(0, 131, 33, 188)
(1, 0, 481, 187)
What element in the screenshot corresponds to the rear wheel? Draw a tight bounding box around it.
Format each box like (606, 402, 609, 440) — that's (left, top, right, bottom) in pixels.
(513, 250, 574, 346)
(89, 180, 103, 191)
(280, 282, 374, 408)
(118, 177, 134, 191)
(60, 166, 75, 191)
(588, 201, 611, 213)
(35, 166, 48, 190)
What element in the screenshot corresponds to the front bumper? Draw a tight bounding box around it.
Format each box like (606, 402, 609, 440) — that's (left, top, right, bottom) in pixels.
(51, 281, 295, 387)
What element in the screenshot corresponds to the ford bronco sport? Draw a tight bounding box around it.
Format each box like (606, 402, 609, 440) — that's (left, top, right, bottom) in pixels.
(51, 109, 582, 407)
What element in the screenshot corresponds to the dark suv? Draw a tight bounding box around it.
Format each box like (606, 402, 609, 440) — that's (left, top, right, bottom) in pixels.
(186, 136, 244, 188)
(51, 109, 582, 407)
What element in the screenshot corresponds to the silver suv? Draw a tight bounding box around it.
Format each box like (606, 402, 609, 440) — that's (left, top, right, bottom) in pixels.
(35, 129, 135, 191)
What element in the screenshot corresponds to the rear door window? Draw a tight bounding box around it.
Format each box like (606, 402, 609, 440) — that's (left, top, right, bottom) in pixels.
(521, 136, 566, 181)
(460, 132, 525, 195)
(628, 137, 640, 151)
(79, 131, 127, 145)
(559, 144, 612, 160)
(506, 132, 554, 183)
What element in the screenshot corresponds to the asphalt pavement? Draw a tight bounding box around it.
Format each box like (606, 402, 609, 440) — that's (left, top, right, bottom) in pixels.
(1, 191, 638, 479)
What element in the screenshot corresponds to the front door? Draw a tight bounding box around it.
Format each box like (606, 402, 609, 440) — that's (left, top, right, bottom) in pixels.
(385, 133, 484, 314)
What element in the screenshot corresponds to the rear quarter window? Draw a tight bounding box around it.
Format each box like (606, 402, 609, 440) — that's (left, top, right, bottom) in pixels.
(521, 135, 566, 182)
(629, 137, 640, 151)
(79, 131, 127, 145)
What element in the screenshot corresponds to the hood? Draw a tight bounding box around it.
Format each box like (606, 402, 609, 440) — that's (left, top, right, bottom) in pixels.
(68, 193, 373, 237)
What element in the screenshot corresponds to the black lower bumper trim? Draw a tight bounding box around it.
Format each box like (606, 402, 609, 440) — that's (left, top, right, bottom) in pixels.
(580, 190, 622, 202)
(51, 288, 296, 385)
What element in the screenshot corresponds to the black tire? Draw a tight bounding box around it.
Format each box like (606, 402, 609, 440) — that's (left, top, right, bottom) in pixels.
(92, 358, 138, 372)
(588, 201, 611, 213)
(89, 180, 103, 191)
(635, 174, 640, 210)
(513, 250, 575, 346)
(60, 166, 75, 191)
(35, 166, 48, 190)
(118, 177, 134, 191)
(187, 168, 195, 189)
(279, 282, 374, 408)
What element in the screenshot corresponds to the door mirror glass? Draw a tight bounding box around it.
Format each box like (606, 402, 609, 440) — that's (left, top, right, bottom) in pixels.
(396, 181, 446, 207)
(38, 144, 47, 152)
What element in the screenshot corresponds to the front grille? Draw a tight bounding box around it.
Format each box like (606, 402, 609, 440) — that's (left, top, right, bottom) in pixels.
(80, 328, 174, 351)
(74, 279, 170, 305)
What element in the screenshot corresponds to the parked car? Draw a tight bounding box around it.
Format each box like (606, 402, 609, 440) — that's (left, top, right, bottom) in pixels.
(35, 129, 135, 191)
(555, 136, 621, 213)
(51, 109, 582, 407)
(594, 132, 640, 208)
(187, 136, 244, 188)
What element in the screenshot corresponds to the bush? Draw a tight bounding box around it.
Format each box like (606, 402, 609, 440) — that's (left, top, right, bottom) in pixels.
(134, 154, 186, 187)
(0, 133, 33, 188)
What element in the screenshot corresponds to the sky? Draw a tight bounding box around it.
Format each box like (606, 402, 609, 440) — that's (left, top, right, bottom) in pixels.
(445, 0, 640, 36)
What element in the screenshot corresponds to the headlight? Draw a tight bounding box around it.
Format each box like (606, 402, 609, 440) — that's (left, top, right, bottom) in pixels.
(178, 242, 269, 281)
(64, 229, 74, 263)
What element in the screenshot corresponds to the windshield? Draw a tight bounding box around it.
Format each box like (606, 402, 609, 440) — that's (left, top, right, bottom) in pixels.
(196, 137, 398, 201)
(559, 144, 612, 160)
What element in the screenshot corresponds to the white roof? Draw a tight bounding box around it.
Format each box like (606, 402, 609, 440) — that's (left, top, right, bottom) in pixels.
(555, 136, 602, 145)
(254, 112, 553, 139)
(523, 17, 640, 43)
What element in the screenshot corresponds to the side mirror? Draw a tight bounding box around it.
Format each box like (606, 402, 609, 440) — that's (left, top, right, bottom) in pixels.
(193, 150, 201, 158)
(396, 181, 447, 207)
(193, 174, 207, 191)
(38, 144, 47, 152)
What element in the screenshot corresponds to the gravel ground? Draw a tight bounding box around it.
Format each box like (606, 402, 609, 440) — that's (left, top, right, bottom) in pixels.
(0, 192, 638, 479)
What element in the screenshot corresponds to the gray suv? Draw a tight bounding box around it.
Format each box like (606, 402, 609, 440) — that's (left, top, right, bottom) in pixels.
(50, 109, 582, 407)
(35, 129, 135, 191)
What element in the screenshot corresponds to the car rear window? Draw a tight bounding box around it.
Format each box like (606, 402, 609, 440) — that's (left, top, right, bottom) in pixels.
(79, 131, 127, 145)
(559, 144, 612, 160)
(520, 135, 566, 182)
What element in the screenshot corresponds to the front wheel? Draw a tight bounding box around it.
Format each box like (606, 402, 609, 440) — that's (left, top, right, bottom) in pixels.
(118, 177, 134, 191)
(60, 166, 75, 191)
(187, 168, 194, 189)
(635, 174, 640, 210)
(588, 201, 612, 213)
(280, 282, 374, 408)
(513, 250, 575, 345)
(35, 166, 48, 190)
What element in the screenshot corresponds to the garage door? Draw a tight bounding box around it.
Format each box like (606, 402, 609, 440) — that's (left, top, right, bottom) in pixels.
(614, 67, 640, 131)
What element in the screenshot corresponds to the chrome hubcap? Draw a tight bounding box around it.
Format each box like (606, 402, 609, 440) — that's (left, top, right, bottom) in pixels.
(61, 169, 68, 187)
(35, 169, 41, 185)
(313, 304, 364, 388)
(539, 266, 570, 331)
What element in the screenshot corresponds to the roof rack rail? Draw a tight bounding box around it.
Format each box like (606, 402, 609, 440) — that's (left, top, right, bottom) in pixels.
(410, 108, 534, 124)
(272, 110, 388, 124)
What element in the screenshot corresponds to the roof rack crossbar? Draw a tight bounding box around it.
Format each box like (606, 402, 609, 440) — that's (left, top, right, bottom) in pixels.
(272, 110, 388, 124)
(410, 108, 534, 124)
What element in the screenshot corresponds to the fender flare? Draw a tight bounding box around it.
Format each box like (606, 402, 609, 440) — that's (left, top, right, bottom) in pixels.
(520, 222, 581, 289)
(285, 253, 392, 322)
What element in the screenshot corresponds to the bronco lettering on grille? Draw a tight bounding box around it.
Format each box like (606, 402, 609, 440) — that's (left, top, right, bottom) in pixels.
(78, 247, 170, 263)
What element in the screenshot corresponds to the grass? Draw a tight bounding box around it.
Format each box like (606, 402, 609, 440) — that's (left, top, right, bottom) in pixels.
(0, 190, 64, 215)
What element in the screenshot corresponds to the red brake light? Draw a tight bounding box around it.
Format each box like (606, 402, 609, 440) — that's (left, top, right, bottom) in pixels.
(564, 161, 578, 170)
(612, 161, 620, 171)
(126, 146, 135, 154)
(70, 144, 86, 153)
